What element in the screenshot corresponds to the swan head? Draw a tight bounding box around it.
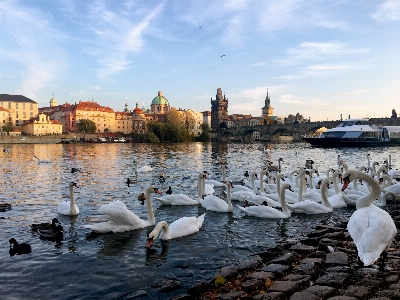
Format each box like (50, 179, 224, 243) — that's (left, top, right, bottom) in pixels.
(341, 170, 361, 191)
(146, 237, 154, 248)
(69, 182, 79, 189)
(9, 238, 18, 246)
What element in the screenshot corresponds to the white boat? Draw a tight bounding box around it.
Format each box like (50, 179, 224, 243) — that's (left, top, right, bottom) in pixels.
(303, 118, 400, 147)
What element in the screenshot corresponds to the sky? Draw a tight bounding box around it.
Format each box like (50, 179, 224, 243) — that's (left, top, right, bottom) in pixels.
(1, 0, 400, 121)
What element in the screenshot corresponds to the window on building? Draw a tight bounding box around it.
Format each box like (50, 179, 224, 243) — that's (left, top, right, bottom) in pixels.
(30, 103, 33, 110)
(8, 102, 11, 108)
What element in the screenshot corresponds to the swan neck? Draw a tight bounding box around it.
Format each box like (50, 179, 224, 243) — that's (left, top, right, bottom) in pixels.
(227, 184, 233, 211)
(332, 173, 340, 194)
(198, 174, 203, 198)
(321, 182, 332, 208)
(280, 186, 290, 215)
(357, 173, 381, 208)
(69, 185, 75, 207)
(251, 172, 257, 194)
(145, 188, 155, 224)
(152, 221, 169, 240)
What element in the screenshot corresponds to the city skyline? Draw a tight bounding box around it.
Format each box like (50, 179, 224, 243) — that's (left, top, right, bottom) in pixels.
(1, 0, 399, 121)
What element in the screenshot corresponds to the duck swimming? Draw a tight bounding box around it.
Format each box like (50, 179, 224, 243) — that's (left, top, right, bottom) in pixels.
(9, 238, 32, 256)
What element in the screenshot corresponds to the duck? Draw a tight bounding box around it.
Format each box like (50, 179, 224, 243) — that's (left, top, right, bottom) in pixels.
(71, 167, 80, 173)
(31, 218, 60, 231)
(137, 193, 146, 204)
(58, 182, 79, 216)
(0, 202, 12, 212)
(154, 174, 202, 205)
(199, 182, 233, 212)
(38, 224, 64, 241)
(342, 170, 397, 267)
(146, 213, 206, 248)
(126, 178, 135, 187)
(236, 183, 292, 219)
(166, 186, 173, 195)
(9, 238, 32, 256)
(83, 186, 161, 233)
(286, 178, 333, 214)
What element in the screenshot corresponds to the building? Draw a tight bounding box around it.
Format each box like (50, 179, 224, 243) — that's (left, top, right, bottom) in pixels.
(177, 109, 204, 136)
(150, 91, 170, 114)
(202, 111, 211, 128)
(0, 106, 11, 127)
(131, 100, 149, 135)
(211, 88, 228, 131)
(261, 89, 274, 125)
(21, 113, 63, 135)
(0, 94, 38, 128)
(114, 111, 133, 134)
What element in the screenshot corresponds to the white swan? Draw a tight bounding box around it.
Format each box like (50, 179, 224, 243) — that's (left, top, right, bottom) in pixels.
(82, 186, 160, 233)
(202, 173, 215, 195)
(199, 182, 233, 212)
(34, 155, 52, 164)
(146, 213, 206, 247)
(342, 170, 397, 266)
(154, 174, 202, 206)
(133, 160, 153, 173)
(58, 182, 79, 216)
(287, 178, 333, 214)
(236, 183, 292, 219)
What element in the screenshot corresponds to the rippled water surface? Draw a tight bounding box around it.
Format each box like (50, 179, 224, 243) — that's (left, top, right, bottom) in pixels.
(1, 142, 399, 299)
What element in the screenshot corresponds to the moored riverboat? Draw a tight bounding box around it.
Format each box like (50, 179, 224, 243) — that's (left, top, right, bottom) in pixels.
(303, 118, 400, 147)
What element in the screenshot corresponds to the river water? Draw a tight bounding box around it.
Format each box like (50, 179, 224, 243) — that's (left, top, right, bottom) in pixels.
(1, 142, 399, 299)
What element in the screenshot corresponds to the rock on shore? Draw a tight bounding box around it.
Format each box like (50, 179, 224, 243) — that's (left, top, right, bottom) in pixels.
(170, 207, 400, 300)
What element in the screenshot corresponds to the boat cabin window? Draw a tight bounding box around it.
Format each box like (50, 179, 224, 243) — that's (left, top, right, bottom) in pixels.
(321, 131, 345, 138)
(338, 120, 368, 127)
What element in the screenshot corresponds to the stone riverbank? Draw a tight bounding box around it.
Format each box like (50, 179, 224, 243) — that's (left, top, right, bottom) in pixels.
(140, 205, 400, 300)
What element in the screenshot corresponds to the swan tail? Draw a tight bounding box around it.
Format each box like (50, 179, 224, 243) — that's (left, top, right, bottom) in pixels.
(197, 213, 206, 227)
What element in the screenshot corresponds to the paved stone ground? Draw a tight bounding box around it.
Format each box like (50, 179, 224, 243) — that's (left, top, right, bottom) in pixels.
(166, 206, 400, 300)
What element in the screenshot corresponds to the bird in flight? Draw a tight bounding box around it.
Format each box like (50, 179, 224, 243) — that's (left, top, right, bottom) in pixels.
(221, 55, 226, 57)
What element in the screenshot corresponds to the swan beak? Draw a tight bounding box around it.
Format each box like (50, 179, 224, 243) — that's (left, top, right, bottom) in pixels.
(342, 177, 350, 191)
(146, 237, 153, 248)
(153, 188, 162, 195)
(73, 182, 80, 188)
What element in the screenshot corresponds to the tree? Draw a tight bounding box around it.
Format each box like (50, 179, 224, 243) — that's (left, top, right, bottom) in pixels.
(2, 122, 15, 134)
(76, 119, 96, 134)
(391, 109, 397, 119)
(196, 123, 210, 142)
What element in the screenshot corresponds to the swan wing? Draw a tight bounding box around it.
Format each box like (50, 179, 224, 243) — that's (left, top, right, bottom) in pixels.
(287, 200, 333, 214)
(237, 205, 289, 219)
(155, 194, 200, 206)
(200, 195, 228, 212)
(348, 206, 397, 266)
(167, 213, 205, 239)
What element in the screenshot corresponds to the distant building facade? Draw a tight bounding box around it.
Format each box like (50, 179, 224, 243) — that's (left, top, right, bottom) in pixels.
(0, 94, 38, 128)
(21, 113, 62, 135)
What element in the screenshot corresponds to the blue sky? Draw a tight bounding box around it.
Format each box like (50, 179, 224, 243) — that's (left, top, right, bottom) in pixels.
(1, 0, 399, 121)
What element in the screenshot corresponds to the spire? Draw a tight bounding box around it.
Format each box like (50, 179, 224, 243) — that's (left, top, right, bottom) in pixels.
(124, 97, 129, 112)
(136, 99, 139, 108)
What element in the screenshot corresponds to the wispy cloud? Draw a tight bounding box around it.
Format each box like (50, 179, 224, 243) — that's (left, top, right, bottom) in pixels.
(280, 41, 369, 66)
(79, 0, 165, 79)
(0, 1, 67, 98)
(372, 0, 400, 21)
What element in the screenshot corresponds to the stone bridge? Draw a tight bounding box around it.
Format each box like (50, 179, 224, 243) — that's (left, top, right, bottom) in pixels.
(217, 117, 400, 142)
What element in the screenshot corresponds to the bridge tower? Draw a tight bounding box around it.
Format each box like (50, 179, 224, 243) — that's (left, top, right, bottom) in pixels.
(211, 88, 228, 131)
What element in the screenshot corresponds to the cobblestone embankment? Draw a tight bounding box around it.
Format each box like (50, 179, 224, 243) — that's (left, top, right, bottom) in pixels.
(162, 206, 400, 300)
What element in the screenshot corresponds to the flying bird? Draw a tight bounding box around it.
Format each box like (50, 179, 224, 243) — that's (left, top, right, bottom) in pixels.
(221, 55, 226, 57)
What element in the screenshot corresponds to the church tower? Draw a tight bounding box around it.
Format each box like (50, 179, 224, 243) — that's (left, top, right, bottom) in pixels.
(261, 89, 274, 124)
(211, 88, 228, 131)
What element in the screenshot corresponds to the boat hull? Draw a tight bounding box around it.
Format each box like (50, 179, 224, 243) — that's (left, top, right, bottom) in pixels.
(302, 137, 400, 147)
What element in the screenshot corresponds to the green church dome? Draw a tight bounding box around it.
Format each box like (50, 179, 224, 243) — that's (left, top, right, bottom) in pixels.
(151, 91, 169, 106)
